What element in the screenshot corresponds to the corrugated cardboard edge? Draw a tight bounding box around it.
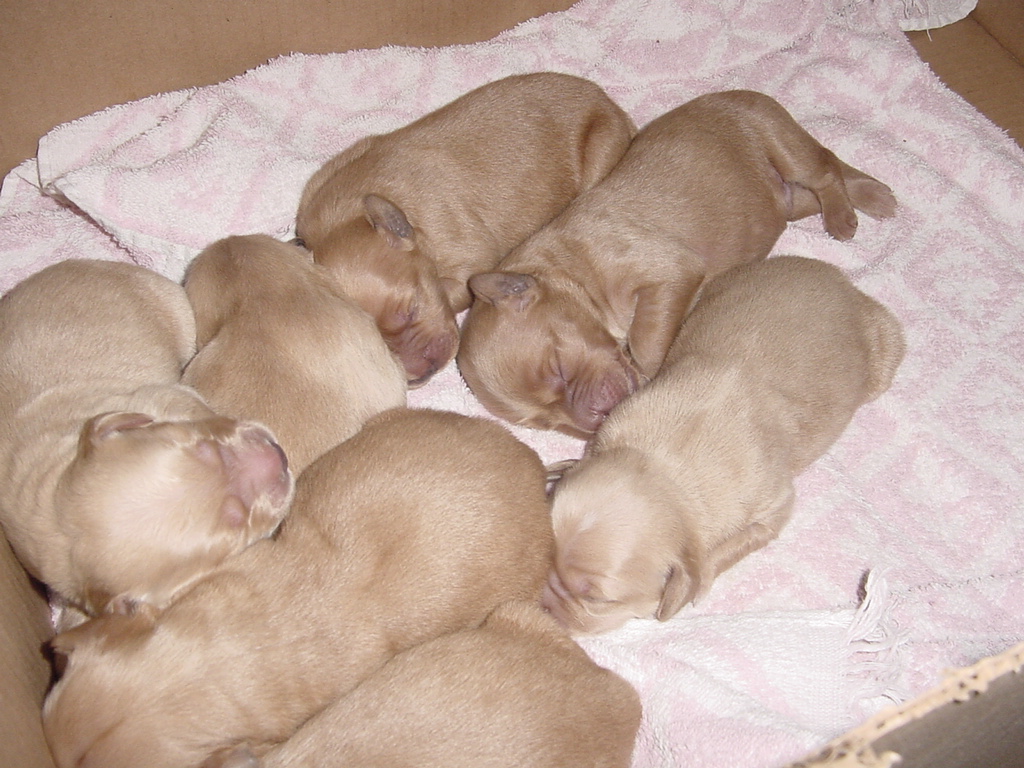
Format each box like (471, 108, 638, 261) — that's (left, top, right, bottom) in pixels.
(785, 641, 1024, 768)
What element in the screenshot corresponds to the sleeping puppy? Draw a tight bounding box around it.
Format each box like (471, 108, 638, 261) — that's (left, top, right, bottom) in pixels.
(541, 256, 906, 634)
(182, 234, 407, 473)
(295, 71, 635, 386)
(43, 408, 555, 768)
(458, 90, 897, 437)
(0, 259, 293, 618)
(210, 601, 641, 768)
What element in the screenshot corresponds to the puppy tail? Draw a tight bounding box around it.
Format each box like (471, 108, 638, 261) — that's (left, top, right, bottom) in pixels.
(861, 297, 907, 402)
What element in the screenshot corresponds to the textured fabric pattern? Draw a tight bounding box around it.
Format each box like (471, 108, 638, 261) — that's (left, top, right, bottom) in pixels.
(2, 0, 1023, 765)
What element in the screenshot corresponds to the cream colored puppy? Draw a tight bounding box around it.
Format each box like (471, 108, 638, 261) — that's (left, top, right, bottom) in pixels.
(43, 408, 555, 768)
(0, 260, 293, 617)
(296, 71, 635, 386)
(210, 601, 641, 768)
(458, 90, 897, 437)
(182, 234, 407, 473)
(541, 256, 906, 634)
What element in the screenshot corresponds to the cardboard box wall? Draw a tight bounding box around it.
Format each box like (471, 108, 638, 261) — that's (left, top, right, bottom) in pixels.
(0, 2, 1022, 767)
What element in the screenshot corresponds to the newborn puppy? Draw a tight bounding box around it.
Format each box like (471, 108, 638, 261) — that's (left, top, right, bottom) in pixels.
(214, 601, 641, 768)
(541, 256, 905, 634)
(458, 90, 897, 437)
(43, 409, 555, 768)
(296, 71, 635, 385)
(182, 234, 407, 473)
(0, 260, 293, 617)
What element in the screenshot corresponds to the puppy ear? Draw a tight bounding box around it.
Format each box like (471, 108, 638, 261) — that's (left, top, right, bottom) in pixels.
(363, 193, 415, 252)
(655, 553, 705, 621)
(468, 272, 539, 311)
(78, 412, 155, 456)
(627, 276, 704, 378)
(440, 276, 471, 314)
(84, 412, 154, 442)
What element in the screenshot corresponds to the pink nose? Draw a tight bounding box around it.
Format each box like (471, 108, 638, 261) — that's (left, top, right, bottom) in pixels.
(400, 333, 458, 387)
(227, 425, 293, 512)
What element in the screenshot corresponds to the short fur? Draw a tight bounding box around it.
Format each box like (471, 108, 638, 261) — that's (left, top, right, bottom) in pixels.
(458, 90, 897, 437)
(0, 260, 293, 617)
(541, 256, 906, 634)
(182, 234, 407, 473)
(211, 601, 641, 768)
(43, 409, 555, 768)
(296, 72, 635, 385)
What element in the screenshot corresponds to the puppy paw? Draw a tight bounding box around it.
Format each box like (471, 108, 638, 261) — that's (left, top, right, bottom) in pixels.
(823, 207, 859, 241)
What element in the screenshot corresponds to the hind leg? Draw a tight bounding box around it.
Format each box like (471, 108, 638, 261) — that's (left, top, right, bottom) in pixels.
(782, 158, 896, 233)
(775, 146, 860, 241)
(839, 159, 897, 220)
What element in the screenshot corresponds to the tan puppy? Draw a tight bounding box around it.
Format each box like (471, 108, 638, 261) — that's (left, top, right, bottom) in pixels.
(43, 408, 555, 768)
(0, 260, 293, 617)
(541, 256, 906, 634)
(296, 72, 635, 386)
(458, 90, 897, 437)
(211, 601, 641, 768)
(182, 234, 407, 473)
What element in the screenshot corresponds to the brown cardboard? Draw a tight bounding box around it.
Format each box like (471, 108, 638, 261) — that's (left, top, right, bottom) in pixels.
(907, 11, 1024, 145)
(0, 0, 575, 179)
(972, 0, 1024, 63)
(788, 643, 1024, 768)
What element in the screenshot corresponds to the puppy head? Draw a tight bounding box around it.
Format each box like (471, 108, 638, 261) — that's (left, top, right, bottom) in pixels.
(183, 234, 314, 348)
(459, 271, 642, 438)
(313, 194, 459, 386)
(57, 411, 294, 614)
(44, 609, 211, 768)
(541, 451, 704, 634)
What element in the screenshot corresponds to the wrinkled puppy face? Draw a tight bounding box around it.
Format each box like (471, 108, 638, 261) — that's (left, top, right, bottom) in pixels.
(60, 412, 294, 613)
(459, 272, 641, 438)
(313, 195, 459, 387)
(541, 455, 703, 634)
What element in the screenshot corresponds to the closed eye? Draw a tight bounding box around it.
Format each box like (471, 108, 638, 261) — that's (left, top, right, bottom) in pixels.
(580, 594, 619, 605)
(379, 303, 416, 336)
(533, 354, 568, 408)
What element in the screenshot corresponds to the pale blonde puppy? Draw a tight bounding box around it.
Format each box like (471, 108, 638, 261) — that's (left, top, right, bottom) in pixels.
(296, 71, 635, 386)
(182, 234, 407, 473)
(210, 601, 641, 768)
(43, 408, 555, 768)
(541, 256, 906, 634)
(458, 90, 897, 438)
(0, 259, 293, 618)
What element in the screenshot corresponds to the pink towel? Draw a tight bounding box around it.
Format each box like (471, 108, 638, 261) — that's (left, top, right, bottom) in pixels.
(3, 0, 1024, 765)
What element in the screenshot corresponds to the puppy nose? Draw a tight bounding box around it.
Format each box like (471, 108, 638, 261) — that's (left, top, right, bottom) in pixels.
(404, 336, 457, 387)
(407, 364, 439, 388)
